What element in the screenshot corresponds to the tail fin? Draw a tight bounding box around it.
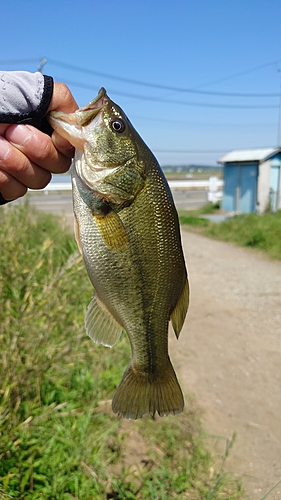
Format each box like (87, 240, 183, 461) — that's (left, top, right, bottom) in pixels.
(112, 358, 184, 419)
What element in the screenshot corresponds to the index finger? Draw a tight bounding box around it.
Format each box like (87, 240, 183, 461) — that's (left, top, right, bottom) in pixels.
(48, 82, 78, 114)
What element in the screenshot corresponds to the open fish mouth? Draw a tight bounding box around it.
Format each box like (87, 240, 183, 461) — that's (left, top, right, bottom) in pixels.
(49, 87, 107, 128)
(76, 87, 108, 127)
(47, 88, 109, 151)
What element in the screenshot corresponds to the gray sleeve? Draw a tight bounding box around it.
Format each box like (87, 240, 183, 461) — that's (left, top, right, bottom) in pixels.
(0, 71, 53, 125)
(0, 71, 54, 206)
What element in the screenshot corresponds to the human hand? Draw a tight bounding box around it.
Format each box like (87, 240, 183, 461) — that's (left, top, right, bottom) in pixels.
(0, 82, 78, 201)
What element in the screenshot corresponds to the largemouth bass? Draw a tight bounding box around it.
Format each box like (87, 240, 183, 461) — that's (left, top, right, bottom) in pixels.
(48, 88, 189, 419)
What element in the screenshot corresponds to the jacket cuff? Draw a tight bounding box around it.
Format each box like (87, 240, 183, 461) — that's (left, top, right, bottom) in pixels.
(36, 75, 54, 120)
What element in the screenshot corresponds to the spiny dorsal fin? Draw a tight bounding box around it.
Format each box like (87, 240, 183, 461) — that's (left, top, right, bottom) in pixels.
(85, 293, 123, 347)
(170, 279, 189, 338)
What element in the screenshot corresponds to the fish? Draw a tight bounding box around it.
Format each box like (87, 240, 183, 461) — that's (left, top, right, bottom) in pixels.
(48, 87, 189, 419)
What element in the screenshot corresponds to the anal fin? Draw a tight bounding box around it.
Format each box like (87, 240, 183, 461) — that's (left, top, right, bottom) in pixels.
(85, 293, 123, 347)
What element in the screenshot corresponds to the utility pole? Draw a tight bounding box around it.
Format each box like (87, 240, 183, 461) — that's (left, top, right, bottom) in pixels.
(277, 69, 281, 147)
(38, 58, 47, 73)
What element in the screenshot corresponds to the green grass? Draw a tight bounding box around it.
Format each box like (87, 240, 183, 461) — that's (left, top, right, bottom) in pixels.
(178, 216, 210, 227)
(178, 202, 221, 220)
(164, 171, 223, 181)
(179, 205, 281, 261)
(178, 202, 221, 227)
(0, 204, 244, 499)
(204, 211, 281, 260)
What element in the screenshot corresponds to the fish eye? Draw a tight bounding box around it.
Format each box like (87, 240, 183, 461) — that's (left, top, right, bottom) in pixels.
(110, 119, 125, 133)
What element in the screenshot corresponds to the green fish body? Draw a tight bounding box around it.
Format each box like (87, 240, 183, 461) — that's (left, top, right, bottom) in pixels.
(48, 88, 189, 419)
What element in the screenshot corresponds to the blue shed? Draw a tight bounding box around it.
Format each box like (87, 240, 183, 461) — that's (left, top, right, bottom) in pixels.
(218, 148, 281, 214)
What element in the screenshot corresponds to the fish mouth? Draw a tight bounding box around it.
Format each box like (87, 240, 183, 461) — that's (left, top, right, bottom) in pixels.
(49, 88, 108, 128)
(47, 88, 109, 150)
(76, 87, 108, 126)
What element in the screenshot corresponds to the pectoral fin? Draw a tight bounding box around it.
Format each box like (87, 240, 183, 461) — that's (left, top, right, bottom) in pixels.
(94, 210, 129, 252)
(85, 293, 123, 347)
(170, 279, 189, 338)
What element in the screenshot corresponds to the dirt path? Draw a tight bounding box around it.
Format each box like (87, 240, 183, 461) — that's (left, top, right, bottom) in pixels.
(169, 230, 281, 499)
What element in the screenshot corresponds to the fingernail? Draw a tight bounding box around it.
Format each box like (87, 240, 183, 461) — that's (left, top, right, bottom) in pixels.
(7, 124, 33, 146)
(0, 136, 10, 159)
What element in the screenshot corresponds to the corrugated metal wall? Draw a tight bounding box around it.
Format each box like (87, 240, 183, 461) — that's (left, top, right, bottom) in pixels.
(222, 162, 258, 213)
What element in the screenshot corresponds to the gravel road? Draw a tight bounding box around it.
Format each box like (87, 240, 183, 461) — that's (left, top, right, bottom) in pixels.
(169, 230, 281, 499)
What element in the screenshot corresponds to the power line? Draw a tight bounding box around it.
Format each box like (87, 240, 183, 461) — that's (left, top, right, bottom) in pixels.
(132, 114, 275, 127)
(153, 147, 277, 154)
(153, 149, 228, 153)
(0, 58, 39, 65)
(1, 57, 279, 99)
(188, 60, 280, 91)
(56, 77, 279, 109)
(47, 57, 280, 98)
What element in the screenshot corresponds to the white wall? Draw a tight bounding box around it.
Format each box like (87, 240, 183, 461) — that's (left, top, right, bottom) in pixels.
(257, 160, 271, 214)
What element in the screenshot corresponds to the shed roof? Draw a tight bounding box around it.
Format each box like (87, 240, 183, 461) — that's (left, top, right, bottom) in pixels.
(217, 147, 280, 164)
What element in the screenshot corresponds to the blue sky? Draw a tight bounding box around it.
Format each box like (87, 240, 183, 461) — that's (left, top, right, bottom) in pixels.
(2, 0, 281, 166)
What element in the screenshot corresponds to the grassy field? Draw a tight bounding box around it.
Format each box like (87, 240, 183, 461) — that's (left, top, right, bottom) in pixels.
(164, 171, 223, 181)
(179, 205, 281, 261)
(0, 204, 245, 500)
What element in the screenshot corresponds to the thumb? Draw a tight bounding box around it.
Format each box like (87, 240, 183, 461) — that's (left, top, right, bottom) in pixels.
(51, 130, 75, 159)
